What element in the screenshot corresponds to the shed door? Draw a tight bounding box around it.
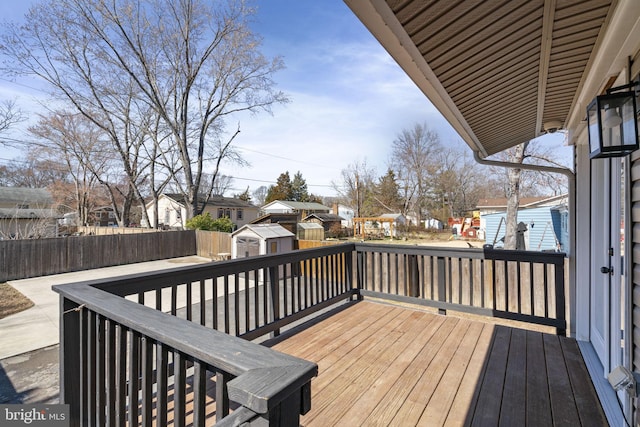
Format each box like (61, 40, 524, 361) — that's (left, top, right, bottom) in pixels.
(237, 237, 259, 258)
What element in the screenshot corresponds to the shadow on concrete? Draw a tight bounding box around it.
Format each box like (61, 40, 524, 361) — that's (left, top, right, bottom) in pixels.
(0, 345, 59, 404)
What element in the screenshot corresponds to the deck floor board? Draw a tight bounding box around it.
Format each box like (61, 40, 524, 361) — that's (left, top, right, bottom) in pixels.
(266, 300, 607, 427)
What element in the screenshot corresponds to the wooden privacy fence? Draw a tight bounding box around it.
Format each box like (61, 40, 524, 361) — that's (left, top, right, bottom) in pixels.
(0, 231, 196, 282)
(195, 230, 232, 259)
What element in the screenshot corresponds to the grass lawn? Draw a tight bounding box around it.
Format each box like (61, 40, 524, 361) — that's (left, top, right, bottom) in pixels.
(0, 282, 34, 319)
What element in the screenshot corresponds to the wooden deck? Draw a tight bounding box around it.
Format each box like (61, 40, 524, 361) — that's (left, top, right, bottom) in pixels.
(264, 300, 607, 427)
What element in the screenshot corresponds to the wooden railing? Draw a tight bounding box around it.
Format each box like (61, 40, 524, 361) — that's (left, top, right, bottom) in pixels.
(355, 244, 566, 335)
(54, 244, 354, 426)
(55, 243, 566, 426)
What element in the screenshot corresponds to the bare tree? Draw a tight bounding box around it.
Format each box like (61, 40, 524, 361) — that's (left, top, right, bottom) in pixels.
(0, 99, 24, 142)
(28, 111, 111, 226)
(0, 157, 69, 188)
(491, 140, 570, 249)
(332, 160, 377, 218)
(1, 0, 287, 220)
(252, 185, 268, 206)
(429, 147, 495, 220)
(390, 123, 441, 225)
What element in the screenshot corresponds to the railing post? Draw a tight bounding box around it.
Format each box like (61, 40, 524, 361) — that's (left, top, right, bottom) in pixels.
(555, 258, 567, 336)
(408, 254, 420, 297)
(244, 383, 309, 427)
(345, 249, 356, 300)
(437, 256, 447, 315)
(216, 371, 231, 422)
(60, 296, 82, 427)
(355, 248, 364, 300)
(269, 266, 280, 337)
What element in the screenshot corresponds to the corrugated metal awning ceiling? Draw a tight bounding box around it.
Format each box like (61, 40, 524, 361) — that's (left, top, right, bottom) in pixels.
(347, 0, 614, 156)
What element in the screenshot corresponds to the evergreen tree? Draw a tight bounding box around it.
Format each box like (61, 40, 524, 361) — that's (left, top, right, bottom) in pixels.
(265, 171, 292, 203)
(291, 171, 309, 202)
(236, 187, 251, 202)
(375, 169, 402, 213)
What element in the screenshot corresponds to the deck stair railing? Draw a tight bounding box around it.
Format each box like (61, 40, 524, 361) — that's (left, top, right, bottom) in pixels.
(55, 242, 566, 426)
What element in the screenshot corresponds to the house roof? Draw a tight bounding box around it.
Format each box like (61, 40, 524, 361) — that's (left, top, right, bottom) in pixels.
(303, 213, 344, 222)
(0, 208, 60, 219)
(379, 213, 405, 220)
(251, 213, 299, 224)
(0, 187, 52, 205)
(477, 194, 567, 209)
(232, 223, 295, 239)
(162, 194, 255, 209)
(298, 222, 324, 230)
(344, 1, 637, 156)
(262, 200, 331, 211)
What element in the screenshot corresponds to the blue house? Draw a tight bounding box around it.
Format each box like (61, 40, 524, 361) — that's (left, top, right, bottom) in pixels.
(483, 205, 569, 254)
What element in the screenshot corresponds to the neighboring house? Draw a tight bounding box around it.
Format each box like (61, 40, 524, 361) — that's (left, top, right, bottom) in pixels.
(477, 195, 569, 246)
(144, 194, 259, 229)
(302, 213, 344, 234)
(261, 200, 331, 219)
(347, 1, 639, 424)
(477, 194, 568, 216)
(332, 203, 355, 228)
(91, 206, 117, 226)
(483, 206, 569, 253)
(0, 187, 58, 239)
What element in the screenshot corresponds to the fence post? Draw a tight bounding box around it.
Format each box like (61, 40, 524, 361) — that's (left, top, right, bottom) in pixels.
(60, 296, 82, 427)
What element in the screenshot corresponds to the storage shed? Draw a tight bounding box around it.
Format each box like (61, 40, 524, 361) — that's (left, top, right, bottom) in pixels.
(231, 224, 295, 259)
(297, 222, 324, 241)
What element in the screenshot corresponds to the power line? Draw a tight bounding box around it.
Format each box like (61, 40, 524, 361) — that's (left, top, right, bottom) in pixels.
(236, 144, 342, 172)
(228, 175, 334, 188)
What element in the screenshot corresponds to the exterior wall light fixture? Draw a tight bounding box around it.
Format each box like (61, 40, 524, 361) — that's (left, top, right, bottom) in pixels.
(587, 83, 639, 159)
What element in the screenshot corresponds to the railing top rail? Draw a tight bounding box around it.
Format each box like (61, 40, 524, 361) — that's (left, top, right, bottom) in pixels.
(89, 242, 356, 297)
(354, 242, 566, 264)
(354, 242, 485, 259)
(483, 247, 567, 264)
(54, 283, 317, 414)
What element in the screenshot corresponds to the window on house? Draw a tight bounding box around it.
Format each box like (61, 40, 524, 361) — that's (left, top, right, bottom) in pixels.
(225, 209, 231, 218)
(164, 208, 170, 224)
(218, 208, 224, 218)
(17, 204, 28, 209)
(237, 209, 243, 220)
(270, 241, 278, 253)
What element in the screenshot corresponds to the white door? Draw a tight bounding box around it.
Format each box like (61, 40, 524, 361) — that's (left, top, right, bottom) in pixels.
(590, 157, 625, 384)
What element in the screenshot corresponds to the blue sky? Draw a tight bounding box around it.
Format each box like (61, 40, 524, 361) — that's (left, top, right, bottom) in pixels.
(230, 1, 462, 195)
(0, 1, 563, 197)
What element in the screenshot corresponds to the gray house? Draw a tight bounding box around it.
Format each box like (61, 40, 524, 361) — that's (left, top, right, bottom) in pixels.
(0, 187, 58, 239)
